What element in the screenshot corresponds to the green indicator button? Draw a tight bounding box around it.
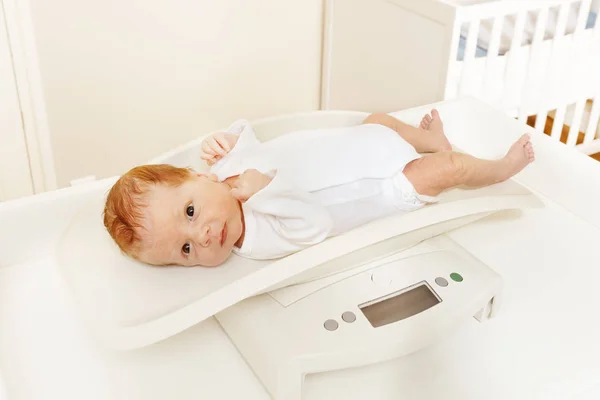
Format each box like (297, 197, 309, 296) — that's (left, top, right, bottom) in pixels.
(450, 272, 463, 282)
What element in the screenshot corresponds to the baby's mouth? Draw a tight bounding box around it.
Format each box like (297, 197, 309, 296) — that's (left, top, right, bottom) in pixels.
(220, 223, 227, 247)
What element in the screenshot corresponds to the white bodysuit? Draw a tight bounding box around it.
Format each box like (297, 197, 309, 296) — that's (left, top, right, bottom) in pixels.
(209, 120, 438, 260)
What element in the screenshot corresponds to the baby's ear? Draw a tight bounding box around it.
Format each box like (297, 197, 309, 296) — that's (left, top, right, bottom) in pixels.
(203, 173, 219, 182)
(193, 171, 218, 181)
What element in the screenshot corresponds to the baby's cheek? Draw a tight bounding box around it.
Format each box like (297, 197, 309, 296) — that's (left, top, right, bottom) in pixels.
(195, 249, 225, 267)
(216, 248, 233, 266)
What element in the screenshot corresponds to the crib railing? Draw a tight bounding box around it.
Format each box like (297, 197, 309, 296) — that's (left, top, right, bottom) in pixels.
(448, 0, 600, 156)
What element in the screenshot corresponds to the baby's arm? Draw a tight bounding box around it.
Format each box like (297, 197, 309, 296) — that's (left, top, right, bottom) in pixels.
(202, 119, 261, 170)
(200, 132, 239, 166)
(233, 169, 333, 259)
(229, 169, 273, 202)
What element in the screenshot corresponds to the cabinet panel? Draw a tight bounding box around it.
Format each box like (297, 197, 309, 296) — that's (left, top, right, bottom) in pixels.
(0, 1, 34, 201)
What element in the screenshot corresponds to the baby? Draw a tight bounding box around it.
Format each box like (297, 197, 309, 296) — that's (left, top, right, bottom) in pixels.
(103, 110, 534, 267)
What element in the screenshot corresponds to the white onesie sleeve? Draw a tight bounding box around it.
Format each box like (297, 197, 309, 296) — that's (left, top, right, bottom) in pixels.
(232, 170, 334, 260)
(208, 119, 261, 179)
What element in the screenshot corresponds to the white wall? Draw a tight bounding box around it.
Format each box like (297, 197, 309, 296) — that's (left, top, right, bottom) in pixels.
(28, 0, 324, 188)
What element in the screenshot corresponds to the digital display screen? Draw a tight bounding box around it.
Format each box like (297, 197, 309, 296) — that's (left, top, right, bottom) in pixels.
(359, 282, 441, 328)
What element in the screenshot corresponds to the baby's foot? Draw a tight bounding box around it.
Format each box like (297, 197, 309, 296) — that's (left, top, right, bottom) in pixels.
(501, 134, 535, 179)
(419, 109, 452, 152)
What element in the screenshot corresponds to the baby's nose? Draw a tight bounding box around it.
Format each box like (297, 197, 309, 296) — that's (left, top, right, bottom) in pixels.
(197, 225, 219, 246)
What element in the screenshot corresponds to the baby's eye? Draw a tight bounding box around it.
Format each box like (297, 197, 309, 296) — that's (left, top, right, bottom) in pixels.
(182, 242, 191, 255)
(186, 204, 194, 218)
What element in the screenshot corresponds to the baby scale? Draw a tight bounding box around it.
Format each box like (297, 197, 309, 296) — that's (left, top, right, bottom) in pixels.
(55, 111, 543, 400)
(216, 234, 503, 400)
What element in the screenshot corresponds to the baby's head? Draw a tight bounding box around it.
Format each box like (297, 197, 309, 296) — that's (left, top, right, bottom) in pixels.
(103, 164, 244, 267)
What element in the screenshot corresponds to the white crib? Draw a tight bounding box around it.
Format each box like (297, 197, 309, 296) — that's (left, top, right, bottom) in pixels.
(322, 0, 600, 156)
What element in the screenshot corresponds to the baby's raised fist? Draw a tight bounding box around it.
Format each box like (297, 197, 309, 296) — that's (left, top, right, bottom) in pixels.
(200, 132, 239, 166)
(230, 169, 274, 202)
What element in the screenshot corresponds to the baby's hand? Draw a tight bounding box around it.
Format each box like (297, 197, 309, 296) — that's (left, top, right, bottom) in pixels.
(230, 169, 274, 202)
(200, 132, 239, 166)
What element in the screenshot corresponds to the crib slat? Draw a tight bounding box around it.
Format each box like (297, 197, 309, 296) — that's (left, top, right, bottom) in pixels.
(532, 7, 549, 43)
(487, 16, 502, 56)
(568, 0, 593, 104)
(535, 111, 548, 132)
(551, 105, 567, 140)
(483, 16, 503, 103)
(532, 5, 568, 130)
(584, 98, 600, 144)
(464, 19, 480, 61)
(502, 11, 527, 110)
(593, 6, 600, 96)
(458, 19, 480, 97)
(519, 7, 550, 122)
(510, 11, 527, 52)
(567, 99, 586, 146)
(554, 2, 570, 37)
(534, 4, 569, 114)
(575, 0, 592, 33)
(577, 139, 600, 155)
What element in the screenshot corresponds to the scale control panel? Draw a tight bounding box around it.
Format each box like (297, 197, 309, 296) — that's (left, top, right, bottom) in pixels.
(321, 270, 466, 332)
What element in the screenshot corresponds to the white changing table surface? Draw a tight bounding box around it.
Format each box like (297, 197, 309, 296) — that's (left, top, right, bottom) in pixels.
(2, 97, 600, 400)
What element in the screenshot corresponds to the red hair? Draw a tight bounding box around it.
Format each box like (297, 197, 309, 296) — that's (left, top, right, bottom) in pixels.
(103, 164, 194, 259)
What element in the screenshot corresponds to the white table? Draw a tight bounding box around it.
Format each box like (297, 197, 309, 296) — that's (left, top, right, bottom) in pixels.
(1, 97, 600, 399)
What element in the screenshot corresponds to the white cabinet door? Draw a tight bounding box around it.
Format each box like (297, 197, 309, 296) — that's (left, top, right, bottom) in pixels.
(0, 1, 34, 201)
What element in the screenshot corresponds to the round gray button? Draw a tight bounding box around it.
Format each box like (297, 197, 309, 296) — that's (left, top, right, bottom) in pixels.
(342, 312, 356, 323)
(435, 277, 449, 287)
(324, 319, 339, 331)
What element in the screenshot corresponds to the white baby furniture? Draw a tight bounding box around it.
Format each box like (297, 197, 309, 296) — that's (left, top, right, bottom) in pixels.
(322, 0, 600, 156)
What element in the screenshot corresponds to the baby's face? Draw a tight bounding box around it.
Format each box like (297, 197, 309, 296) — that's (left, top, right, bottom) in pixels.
(139, 173, 243, 267)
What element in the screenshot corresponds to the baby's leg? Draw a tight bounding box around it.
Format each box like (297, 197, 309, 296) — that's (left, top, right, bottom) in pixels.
(403, 134, 535, 197)
(362, 109, 452, 153)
